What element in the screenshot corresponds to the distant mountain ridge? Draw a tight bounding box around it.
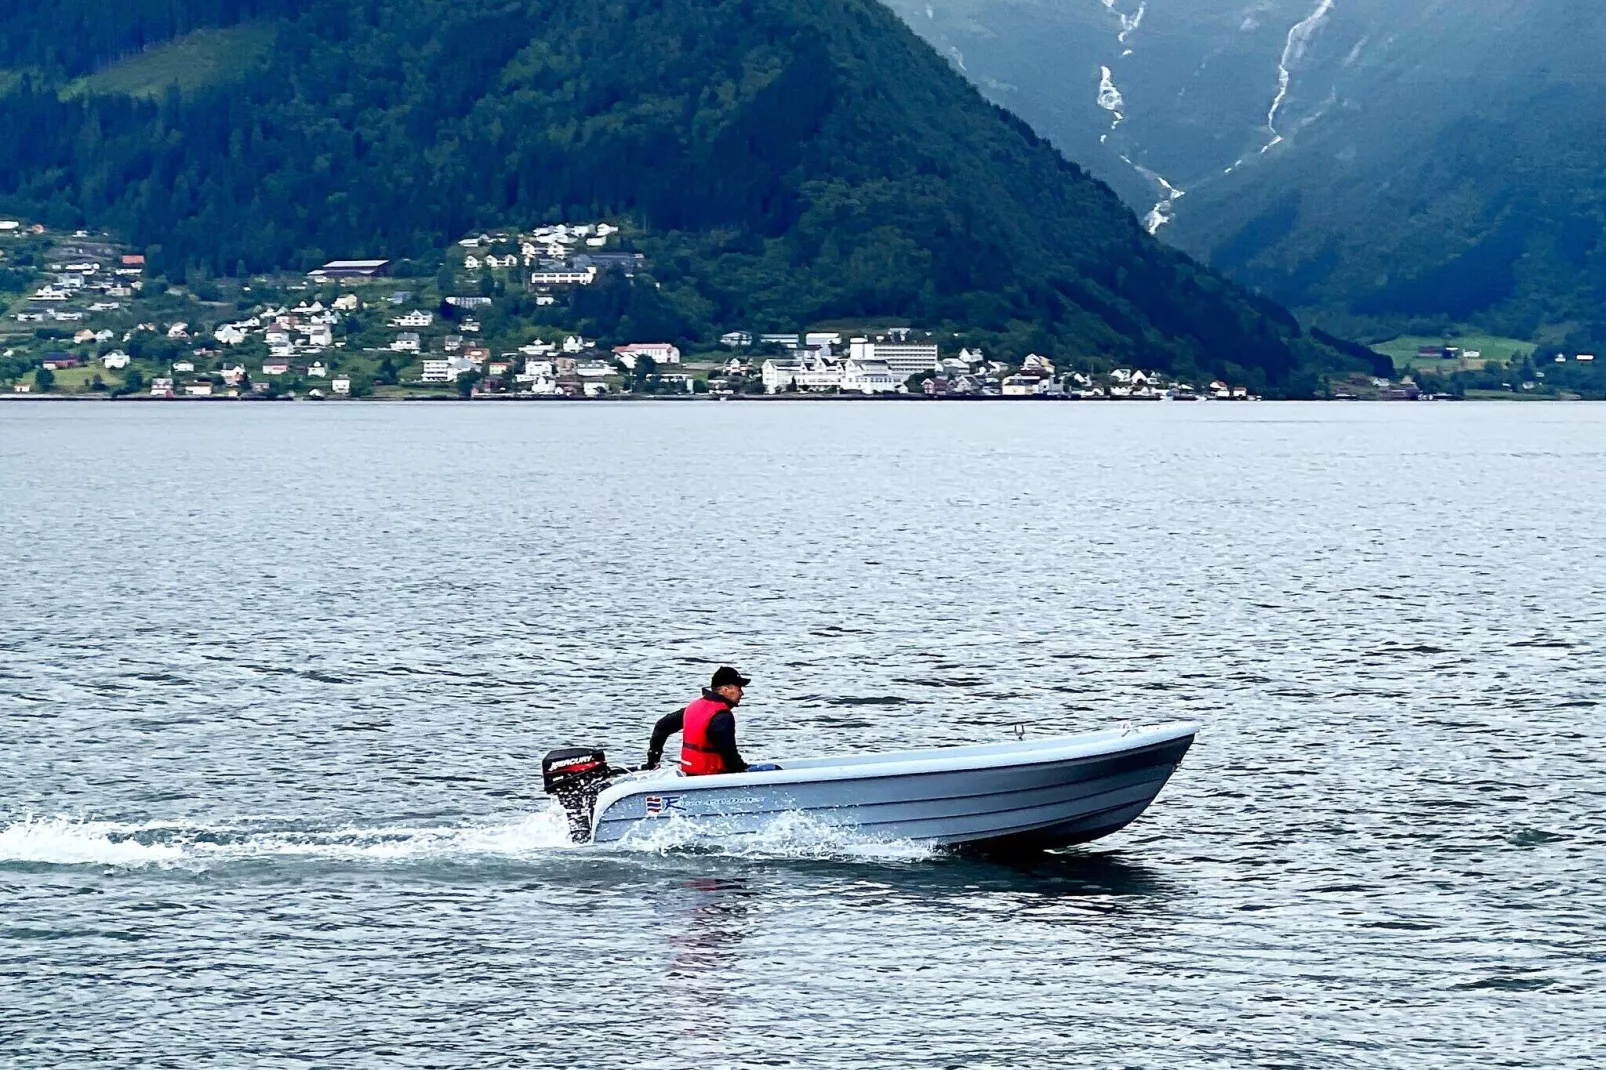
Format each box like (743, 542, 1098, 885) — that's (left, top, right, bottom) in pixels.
(0, 0, 1356, 391)
(891, 0, 1606, 350)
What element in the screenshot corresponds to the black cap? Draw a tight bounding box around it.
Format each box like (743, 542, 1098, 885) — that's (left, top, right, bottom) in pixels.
(710, 666, 751, 689)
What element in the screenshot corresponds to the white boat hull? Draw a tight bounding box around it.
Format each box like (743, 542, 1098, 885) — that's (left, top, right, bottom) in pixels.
(589, 722, 1198, 851)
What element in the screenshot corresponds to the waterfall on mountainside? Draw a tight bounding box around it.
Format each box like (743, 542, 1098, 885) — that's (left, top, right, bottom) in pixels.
(1092, 1, 1184, 233)
(1263, 0, 1335, 152)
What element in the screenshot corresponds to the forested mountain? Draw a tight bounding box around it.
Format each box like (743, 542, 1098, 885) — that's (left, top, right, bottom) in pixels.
(0, 0, 1358, 391)
(891, 0, 1606, 351)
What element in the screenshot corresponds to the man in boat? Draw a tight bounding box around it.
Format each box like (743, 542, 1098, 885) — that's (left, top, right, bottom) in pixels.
(645, 666, 779, 774)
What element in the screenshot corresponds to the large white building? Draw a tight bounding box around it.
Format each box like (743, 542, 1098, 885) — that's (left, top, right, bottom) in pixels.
(612, 342, 682, 366)
(848, 339, 939, 380)
(762, 352, 846, 393)
(842, 359, 899, 394)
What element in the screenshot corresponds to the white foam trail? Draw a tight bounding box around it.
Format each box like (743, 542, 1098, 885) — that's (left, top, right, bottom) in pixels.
(1, 809, 939, 869)
(0, 812, 574, 869)
(611, 810, 939, 864)
(1263, 0, 1336, 152)
(0, 816, 188, 866)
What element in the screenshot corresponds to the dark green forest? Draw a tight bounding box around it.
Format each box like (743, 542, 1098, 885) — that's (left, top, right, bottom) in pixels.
(0, 0, 1365, 392)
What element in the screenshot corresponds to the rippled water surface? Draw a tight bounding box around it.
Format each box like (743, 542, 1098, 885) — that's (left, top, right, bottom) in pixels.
(2, 402, 1603, 1068)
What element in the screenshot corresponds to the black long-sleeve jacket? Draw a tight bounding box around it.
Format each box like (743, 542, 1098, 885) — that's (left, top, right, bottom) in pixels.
(646, 690, 746, 773)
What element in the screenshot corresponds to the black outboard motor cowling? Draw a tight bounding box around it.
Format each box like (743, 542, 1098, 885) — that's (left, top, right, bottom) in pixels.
(542, 747, 613, 842)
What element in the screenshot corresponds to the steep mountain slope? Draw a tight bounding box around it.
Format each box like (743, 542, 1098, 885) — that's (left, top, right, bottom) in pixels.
(891, 0, 1606, 347)
(0, 0, 1349, 389)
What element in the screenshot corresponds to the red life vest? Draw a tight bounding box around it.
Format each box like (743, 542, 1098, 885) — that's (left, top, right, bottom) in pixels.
(681, 696, 734, 775)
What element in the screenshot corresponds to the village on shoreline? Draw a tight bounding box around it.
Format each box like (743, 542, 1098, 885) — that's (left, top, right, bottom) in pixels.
(2, 216, 1590, 404)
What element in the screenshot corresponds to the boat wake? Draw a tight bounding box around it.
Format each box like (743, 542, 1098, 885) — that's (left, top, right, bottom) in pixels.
(0, 809, 938, 871)
(613, 810, 939, 864)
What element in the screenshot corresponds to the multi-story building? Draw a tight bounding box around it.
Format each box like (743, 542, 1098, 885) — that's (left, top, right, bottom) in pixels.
(848, 339, 939, 379)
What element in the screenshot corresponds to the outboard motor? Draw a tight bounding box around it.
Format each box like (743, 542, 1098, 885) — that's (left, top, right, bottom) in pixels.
(542, 747, 614, 842)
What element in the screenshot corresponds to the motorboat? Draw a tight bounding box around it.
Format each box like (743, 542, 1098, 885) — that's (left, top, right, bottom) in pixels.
(541, 721, 1198, 852)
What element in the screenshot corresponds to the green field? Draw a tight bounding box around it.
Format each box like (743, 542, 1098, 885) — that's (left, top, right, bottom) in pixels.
(1372, 333, 1535, 372)
(35, 364, 123, 393)
(65, 25, 277, 100)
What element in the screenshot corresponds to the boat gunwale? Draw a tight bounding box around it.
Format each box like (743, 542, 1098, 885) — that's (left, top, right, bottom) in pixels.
(595, 760, 1179, 840)
(592, 721, 1199, 826)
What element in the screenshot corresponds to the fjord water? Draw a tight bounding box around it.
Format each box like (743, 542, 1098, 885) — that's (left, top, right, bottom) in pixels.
(2, 402, 1601, 1068)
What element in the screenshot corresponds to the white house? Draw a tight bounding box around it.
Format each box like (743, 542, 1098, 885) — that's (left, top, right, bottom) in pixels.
(612, 342, 681, 366)
(306, 325, 333, 348)
(529, 266, 597, 286)
(390, 309, 434, 328)
(262, 358, 291, 376)
(184, 381, 213, 397)
(1022, 353, 1056, 376)
(167, 322, 189, 339)
(761, 358, 804, 394)
(1002, 375, 1047, 397)
(305, 361, 328, 378)
(333, 293, 361, 312)
(102, 351, 131, 370)
(720, 331, 753, 348)
(392, 332, 421, 353)
(562, 335, 590, 354)
(420, 356, 480, 383)
(265, 329, 291, 349)
(463, 255, 482, 270)
(842, 358, 898, 394)
(172, 359, 195, 373)
(150, 377, 174, 397)
(331, 377, 351, 395)
(221, 365, 246, 386)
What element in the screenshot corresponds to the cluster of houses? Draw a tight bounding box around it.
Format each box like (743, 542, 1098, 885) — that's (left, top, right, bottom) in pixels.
(452, 222, 645, 304)
(11, 244, 145, 326)
(755, 335, 1257, 399)
(431, 339, 687, 396)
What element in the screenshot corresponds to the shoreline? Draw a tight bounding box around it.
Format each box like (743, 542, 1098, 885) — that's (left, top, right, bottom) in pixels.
(3, 393, 1588, 404)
